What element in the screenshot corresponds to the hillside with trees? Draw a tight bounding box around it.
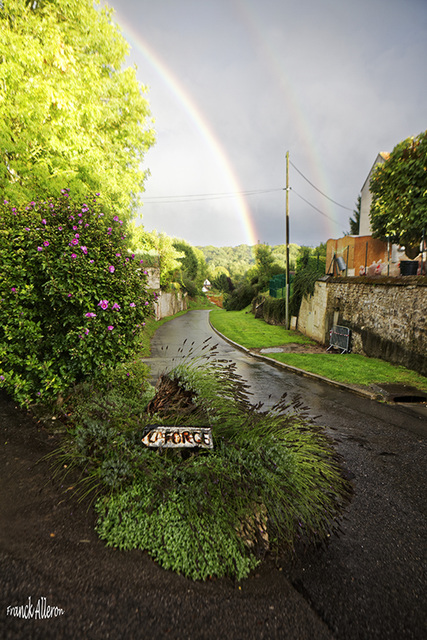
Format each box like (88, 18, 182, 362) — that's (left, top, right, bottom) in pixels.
(198, 243, 301, 280)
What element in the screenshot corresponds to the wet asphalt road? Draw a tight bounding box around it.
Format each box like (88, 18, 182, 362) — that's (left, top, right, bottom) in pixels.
(146, 310, 427, 639)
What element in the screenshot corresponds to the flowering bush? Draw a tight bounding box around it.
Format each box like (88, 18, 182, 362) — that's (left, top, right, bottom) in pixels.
(0, 191, 154, 405)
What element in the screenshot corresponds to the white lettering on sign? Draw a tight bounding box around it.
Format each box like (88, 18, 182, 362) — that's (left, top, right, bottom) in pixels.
(141, 426, 213, 449)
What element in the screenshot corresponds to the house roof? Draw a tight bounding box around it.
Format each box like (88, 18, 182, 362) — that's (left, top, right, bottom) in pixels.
(361, 152, 390, 192)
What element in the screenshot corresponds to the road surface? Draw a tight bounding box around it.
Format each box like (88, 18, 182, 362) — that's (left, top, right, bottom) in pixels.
(146, 310, 427, 639)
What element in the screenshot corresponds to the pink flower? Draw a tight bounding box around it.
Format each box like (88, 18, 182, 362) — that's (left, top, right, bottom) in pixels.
(37, 246, 43, 251)
(70, 238, 78, 246)
(98, 300, 109, 310)
(113, 216, 119, 222)
(85, 329, 90, 335)
(112, 303, 120, 311)
(129, 302, 135, 308)
(85, 312, 96, 318)
(43, 241, 49, 247)
(108, 265, 115, 273)
(41, 219, 46, 224)
(11, 287, 16, 293)
(107, 325, 114, 331)
(81, 246, 88, 254)
(58, 226, 63, 231)
(71, 253, 77, 259)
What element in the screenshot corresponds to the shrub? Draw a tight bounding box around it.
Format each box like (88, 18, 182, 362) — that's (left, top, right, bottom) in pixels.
(181, 277, 198, 297)
(290, 250, 325, 317)
(0, 192, 154, 405)
(223, 282, 257, 310)
(252, 295, 287, 325)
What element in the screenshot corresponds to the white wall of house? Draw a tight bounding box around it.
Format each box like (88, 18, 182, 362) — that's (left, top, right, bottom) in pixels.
(359, 152, 388, 236)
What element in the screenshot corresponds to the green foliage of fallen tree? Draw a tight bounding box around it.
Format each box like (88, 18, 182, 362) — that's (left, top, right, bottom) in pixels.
(58, 342, 352, 581)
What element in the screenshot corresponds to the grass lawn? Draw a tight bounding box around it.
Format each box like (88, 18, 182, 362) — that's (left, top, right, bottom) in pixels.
(209, 307, 313, 349)
(209, 306, 427, 392)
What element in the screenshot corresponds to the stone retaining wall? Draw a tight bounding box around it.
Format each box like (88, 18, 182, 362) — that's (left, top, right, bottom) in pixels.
(154, 291, 187, 320)
(298, 276, 427, 376)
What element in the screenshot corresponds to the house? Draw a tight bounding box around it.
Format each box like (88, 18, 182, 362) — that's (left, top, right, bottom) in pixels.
(326, 151, 401, 276)
(359, 152, 390, 236)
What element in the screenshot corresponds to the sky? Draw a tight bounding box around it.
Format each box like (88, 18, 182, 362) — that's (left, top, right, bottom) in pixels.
(103, 0, 427, 248)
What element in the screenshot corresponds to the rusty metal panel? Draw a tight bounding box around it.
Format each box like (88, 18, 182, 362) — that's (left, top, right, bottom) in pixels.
(141, 426, 213, 449)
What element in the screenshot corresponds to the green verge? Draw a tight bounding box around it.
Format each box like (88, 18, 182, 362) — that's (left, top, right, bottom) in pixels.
(209, 306, 427, 392)
(209, 306, 313, 349)
(269, 353, 427, 392)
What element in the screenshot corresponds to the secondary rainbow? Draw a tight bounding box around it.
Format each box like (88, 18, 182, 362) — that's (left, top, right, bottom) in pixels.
(234, 0, 342, 239)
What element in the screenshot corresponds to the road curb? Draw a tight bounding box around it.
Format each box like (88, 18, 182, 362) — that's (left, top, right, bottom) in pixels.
(208, 315, 381, 402)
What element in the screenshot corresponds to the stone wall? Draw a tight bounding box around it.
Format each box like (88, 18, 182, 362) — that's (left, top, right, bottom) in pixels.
(144, 267, 188, 320)
(298, 276, 427, 376)
(154, 291, 187, 320)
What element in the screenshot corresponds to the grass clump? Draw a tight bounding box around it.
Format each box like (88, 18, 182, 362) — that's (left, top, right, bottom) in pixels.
(210, 307, 312, 349)
(58, 342, 352, 581)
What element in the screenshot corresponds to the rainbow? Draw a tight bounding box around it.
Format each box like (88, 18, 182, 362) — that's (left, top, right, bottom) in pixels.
(112, 11, 259, 246)
(234, 0, 341, 239)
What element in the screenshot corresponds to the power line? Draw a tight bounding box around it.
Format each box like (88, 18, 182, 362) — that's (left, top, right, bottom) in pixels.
(289, 160, 353, 211)
(291, 188, 341, 224)
(142, 187, 283, 204)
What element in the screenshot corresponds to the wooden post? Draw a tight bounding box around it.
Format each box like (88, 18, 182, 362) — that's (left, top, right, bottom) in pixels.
(285, 151, 290, 329)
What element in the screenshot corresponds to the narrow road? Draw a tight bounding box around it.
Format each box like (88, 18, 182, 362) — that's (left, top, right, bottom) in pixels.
(147, 310, 427, 639)
(1, 309, 425, 639)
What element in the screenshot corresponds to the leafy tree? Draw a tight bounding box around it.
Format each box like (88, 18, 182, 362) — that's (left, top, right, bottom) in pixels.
(213, 272, 233, 293)
(369, 130, 427, 259)
(271, 243, 300, 272)
(0, 192, 153, 406)
(349, 195, 361, 235)
(251, 244, 283, 290)
(129, 226, 184, 290)
(0, 0, 155, 218)
(172, 239, 208, 291)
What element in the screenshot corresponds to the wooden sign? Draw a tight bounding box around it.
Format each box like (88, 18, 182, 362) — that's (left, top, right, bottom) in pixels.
(141, 426, 213, 449)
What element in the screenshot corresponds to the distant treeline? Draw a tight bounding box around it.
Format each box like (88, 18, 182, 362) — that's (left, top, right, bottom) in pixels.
(197, 243, 301, 278)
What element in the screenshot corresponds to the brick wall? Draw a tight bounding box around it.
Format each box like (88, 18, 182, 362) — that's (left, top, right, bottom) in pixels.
(298, 276, 427, 376)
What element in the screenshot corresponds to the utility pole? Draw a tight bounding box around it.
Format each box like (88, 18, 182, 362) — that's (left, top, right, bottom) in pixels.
(285, 151, 290, 329)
